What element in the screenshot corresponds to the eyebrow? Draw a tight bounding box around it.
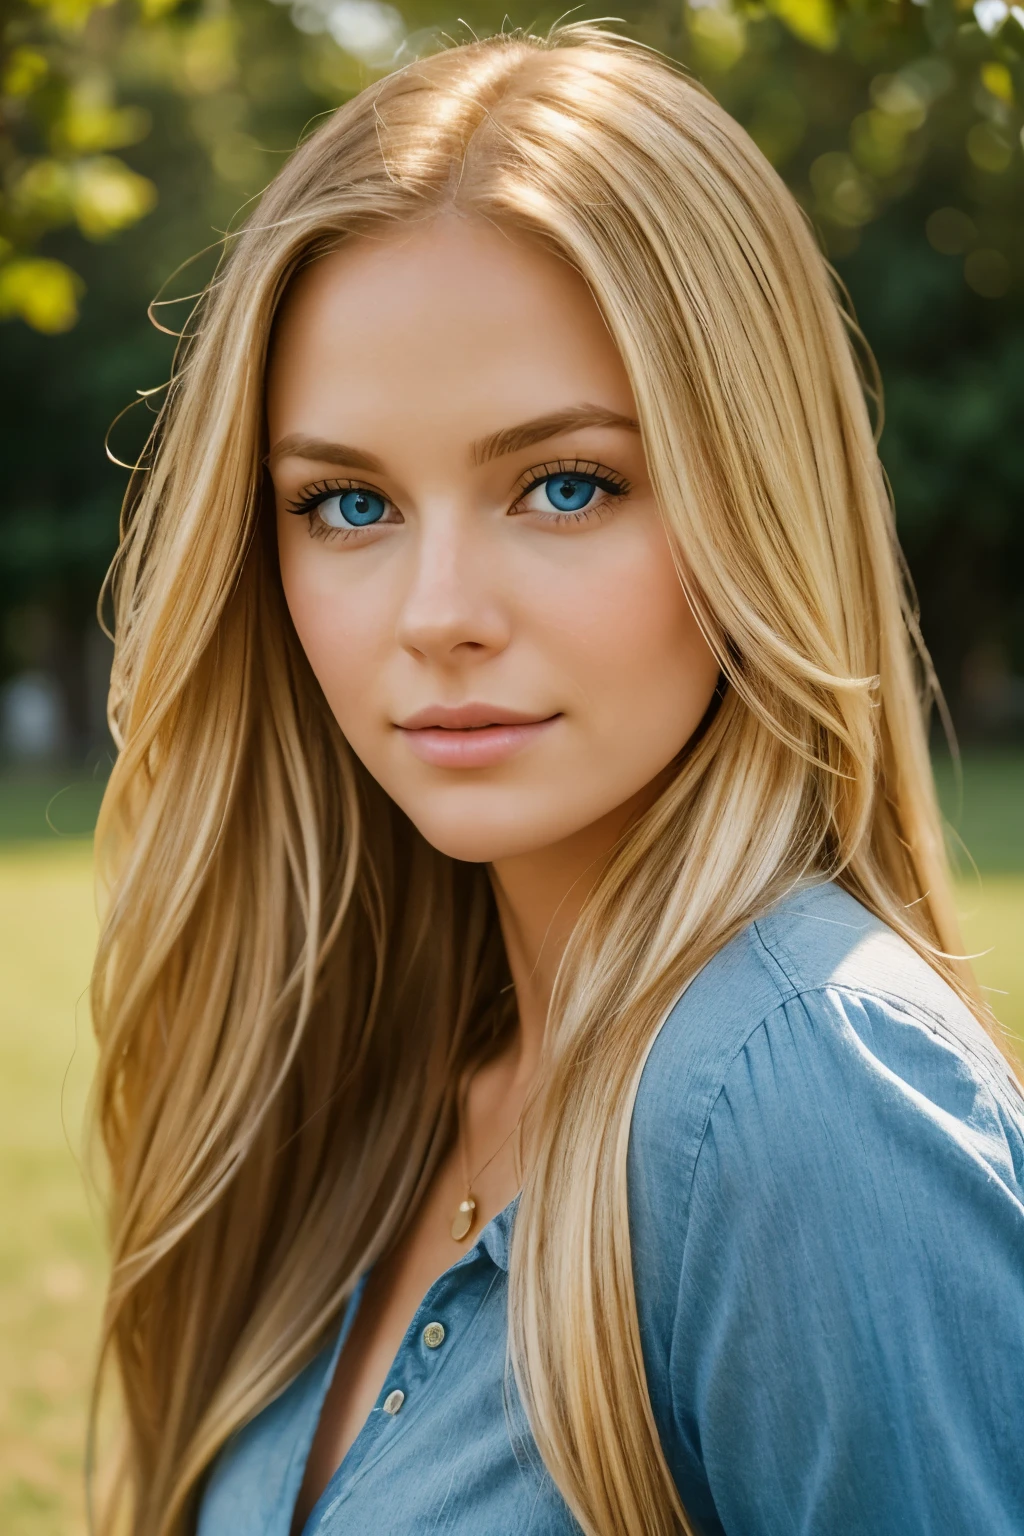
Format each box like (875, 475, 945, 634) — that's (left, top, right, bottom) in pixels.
(265, 405, 641, 474)
(470, 405, 641, 465)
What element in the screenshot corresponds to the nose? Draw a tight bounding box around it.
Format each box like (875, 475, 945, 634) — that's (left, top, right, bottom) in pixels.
(395, 505, 511, 665)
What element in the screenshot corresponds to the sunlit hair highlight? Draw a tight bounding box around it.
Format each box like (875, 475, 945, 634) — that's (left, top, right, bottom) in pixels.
(89, 23, 1006, 1536)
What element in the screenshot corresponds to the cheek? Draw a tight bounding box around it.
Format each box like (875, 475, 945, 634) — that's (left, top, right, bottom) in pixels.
(549, 522, 719, 757)
(277, 532, 390, 726)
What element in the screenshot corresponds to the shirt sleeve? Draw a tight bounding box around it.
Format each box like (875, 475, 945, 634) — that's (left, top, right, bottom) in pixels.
(667, 986, 1024, 1536)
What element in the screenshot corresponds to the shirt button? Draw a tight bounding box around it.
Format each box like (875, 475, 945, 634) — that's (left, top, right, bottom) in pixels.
(422, 1321, 446, 1349)
(382, 1389, 405, 1415)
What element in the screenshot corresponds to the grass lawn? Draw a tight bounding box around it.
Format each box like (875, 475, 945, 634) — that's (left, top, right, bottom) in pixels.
(0, 843, 101, 1536)
(0, 758, 1022, 1532)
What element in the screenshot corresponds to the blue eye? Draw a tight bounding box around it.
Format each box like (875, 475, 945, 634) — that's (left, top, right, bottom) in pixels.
(513, 464, 629, 522)
(542, 474, 597, 512)
(318, 489, 388, 527)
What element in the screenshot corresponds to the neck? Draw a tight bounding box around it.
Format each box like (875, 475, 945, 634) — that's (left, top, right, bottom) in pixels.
(488, 780, 664, 1086)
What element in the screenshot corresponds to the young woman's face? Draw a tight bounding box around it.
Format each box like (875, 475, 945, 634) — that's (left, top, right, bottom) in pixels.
(268, 216, 720, 863)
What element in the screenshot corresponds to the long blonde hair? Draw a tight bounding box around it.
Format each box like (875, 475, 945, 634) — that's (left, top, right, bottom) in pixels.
(89, 23, 999, 1535)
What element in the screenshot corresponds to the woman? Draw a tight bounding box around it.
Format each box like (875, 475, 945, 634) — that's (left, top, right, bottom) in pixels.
(89, 23, 1024, 1536)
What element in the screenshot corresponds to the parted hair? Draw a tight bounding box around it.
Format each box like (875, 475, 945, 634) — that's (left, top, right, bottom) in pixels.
(89, 22, 999, 1535)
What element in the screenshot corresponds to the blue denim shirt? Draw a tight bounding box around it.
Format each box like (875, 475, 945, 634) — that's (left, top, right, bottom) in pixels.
(198, 881, 1024, 1535)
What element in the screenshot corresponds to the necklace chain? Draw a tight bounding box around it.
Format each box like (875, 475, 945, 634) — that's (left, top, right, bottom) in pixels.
(450, 1061, 525, 1243)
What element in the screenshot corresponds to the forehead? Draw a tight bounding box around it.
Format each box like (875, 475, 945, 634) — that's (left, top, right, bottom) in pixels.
(265, 215, 636, 448)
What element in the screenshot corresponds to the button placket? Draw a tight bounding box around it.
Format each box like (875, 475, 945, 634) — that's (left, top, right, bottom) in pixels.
(371, 1286, 457, 1441)
(319, 1244, 499, 1519)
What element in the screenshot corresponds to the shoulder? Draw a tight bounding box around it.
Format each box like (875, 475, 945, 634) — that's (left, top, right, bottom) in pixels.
(628, 878, 1024, 1224)
(628, 882, 1024, 1531)
(627, 880, 1024, 1368)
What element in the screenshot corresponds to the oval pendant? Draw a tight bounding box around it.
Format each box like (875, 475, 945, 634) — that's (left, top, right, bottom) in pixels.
(451, 1196, 477, 1242)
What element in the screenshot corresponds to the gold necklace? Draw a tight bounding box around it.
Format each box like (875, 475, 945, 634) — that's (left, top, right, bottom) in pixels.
(450, 1065, 524, 1242)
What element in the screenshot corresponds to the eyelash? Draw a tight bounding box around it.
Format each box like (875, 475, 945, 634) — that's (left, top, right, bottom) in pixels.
(513, 460, 631, 523)
(283, 460, 632, 543)
(282, 479, 375, 543)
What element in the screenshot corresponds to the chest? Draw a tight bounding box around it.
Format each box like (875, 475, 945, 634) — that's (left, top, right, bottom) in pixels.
(197, 1221, 580, 1536)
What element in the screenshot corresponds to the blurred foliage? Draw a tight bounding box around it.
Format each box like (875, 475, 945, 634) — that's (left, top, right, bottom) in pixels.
(2, 0, 154, 333)
(0, 0, 1022, 745)
(678, 0, 1024, 281)
(5, 0, 1023, 323)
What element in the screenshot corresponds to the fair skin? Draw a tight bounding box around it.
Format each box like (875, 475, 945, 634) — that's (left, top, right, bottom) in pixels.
(266, 213, 720, 1529)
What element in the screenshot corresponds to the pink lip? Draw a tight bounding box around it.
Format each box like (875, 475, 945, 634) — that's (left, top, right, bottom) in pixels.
(396, 703, 561, 768)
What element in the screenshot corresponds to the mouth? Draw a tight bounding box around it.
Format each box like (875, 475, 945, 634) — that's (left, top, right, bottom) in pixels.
(395, 704, 562, 768)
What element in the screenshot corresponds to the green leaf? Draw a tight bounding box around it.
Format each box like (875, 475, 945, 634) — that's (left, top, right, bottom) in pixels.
(767, 0, 838, 52)
(0, 257, 84, 332)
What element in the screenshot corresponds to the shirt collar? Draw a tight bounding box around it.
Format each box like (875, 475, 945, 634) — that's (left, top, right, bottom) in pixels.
(477, 1192, 520, 1272)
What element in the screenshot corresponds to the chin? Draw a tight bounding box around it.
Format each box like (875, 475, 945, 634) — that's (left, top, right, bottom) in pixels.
(406, 815, 548, 866)
(399, 793, 588, 866)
